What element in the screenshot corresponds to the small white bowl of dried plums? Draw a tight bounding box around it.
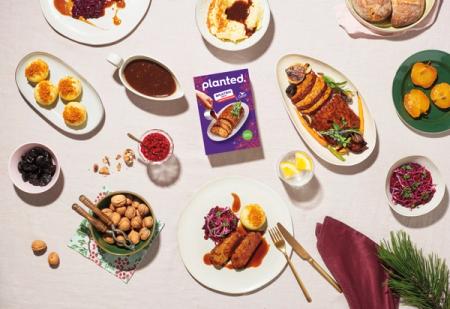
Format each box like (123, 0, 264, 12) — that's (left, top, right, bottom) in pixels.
(8, 143, 60, 194)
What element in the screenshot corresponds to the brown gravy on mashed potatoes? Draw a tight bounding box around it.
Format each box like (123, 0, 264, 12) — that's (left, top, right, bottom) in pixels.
(207, 0, 263, 43)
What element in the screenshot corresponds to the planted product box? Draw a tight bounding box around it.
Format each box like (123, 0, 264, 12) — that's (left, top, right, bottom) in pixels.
(193, 69, 261, 155)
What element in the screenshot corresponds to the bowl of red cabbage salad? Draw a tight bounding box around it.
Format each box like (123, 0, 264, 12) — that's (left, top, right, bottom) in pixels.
(389, 162, 436, 209)
(202, 206, 238, 244)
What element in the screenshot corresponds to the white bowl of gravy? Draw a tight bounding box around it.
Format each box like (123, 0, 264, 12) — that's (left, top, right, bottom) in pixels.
(107, 53, 184, 101)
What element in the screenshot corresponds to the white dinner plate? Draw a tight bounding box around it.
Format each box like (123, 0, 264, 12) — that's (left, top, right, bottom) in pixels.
(346, 0, 436, 35)
(385, 155, 446, 217)
(276, 54, 377, 167)
(177, 176, 293, 294)
(40, 0, 151, 45)
(16, 51, 104, 135)
(195, 0, 271, 51)
(206, 102, 250, 142)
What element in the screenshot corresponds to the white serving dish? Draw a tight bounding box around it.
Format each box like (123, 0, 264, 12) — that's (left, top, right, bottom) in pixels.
(40, 0, 151, 45)
(385, 155, 445, 217)
(195, 0, 271, 51)
(107, 53, 183, 101)
(276, 54, 377, 167)
(16, 51, 104, 135)
(177, 176, 293, 294)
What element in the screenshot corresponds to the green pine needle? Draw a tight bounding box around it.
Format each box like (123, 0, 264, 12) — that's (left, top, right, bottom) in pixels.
(378, 231, 450, 309)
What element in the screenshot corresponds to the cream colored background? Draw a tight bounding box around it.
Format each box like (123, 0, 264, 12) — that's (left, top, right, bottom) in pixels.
(0, 1, 449, 308)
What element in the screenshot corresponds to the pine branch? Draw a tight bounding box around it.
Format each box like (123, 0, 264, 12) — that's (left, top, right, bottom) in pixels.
(378, 231, 450, 309)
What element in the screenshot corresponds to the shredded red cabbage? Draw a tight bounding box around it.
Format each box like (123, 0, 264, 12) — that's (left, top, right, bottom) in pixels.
(389, 162, 435, 209)
(72, 0, 107, 19)
(202, 206, 238, 244)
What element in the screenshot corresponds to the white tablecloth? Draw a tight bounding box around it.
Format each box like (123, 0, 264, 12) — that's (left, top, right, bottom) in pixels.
(1, 1, 449, 308)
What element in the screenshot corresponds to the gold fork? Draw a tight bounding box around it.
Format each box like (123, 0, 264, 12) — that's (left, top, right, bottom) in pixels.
(269, 227, 312, 303)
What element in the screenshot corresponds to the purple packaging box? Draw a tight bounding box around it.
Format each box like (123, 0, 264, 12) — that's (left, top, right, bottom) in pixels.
(194, 69, 261, 155)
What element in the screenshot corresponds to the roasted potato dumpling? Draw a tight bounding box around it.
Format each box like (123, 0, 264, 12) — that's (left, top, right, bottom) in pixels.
(411, 62, 437, 89)
(430, 82, 450, 109)
(403, 89, 430, 118)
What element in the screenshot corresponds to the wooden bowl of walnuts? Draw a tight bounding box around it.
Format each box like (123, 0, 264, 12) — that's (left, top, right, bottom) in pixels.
(90, 191, 156, 256)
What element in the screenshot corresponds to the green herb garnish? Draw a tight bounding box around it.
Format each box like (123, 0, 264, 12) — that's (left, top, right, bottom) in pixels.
(321, 74, 353, 97)
(402, 187, 412, 198)
(411, 182, 421, 191)
(319, 122, 360, 148)
(402, 164, 412, 171)
(231, 102, 242, 118)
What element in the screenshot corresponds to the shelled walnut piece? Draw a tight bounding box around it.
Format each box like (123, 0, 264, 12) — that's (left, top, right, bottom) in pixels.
(93, 149, 135, 176)
(103, 194, 154, 247)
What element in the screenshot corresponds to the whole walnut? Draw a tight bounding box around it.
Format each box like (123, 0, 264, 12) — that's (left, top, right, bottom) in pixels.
(131, 216, 142, 230)
(116, 235, 125, 246)
(132, 201, 140, 209)
(118, 217, 131, 232)
(101, 208, 113, 218)
(137, 204, 150, 217)
(103, 235, 114, 244)
(48, 252, 60, 268)
(116, 206, 126, 216)
(125, 206, 136, 219)
(111, 212, 121, 226)
(139, 227, 151, 241)
(111, 194, 127, 207)
(143, 216, 154, 229)
(128, 230, 140, 245)
(31, 240, 47, 255)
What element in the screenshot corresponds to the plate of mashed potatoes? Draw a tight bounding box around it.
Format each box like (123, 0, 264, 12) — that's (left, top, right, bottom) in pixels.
(15, 51, 104, 135)
(196, 0, 270, 51)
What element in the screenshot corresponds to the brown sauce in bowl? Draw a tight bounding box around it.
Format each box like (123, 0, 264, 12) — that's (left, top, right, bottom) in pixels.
(123, 59, 176, 97)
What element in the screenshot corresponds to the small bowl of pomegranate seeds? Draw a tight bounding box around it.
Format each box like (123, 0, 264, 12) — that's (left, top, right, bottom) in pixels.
(138, 129, 174, 165)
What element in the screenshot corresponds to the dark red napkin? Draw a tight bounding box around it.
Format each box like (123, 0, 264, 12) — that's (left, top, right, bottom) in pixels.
(315, 216, 399, 309)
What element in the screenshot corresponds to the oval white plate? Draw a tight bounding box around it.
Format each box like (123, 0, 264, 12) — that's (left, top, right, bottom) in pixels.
(276, 54, 377, 166)
(40, 0, 151, 45)
(16, 51, 104, 135)
(345, 0, 436, 35)
(195, 0, 271, 51)
(177, 176, 293, 294)
(385, 155, 445, 217)
(206, 102, 250, 142)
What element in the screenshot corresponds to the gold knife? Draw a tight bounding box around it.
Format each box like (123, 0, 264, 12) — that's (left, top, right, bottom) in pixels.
(277, 222, 342, 293)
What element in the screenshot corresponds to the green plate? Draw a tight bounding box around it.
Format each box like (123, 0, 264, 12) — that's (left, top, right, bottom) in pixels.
(392, 50, 450, 133)
(91, 191, 156, 256)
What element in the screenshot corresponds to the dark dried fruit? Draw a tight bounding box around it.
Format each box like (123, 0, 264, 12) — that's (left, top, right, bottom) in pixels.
(18, 147, 56, 187)
(286, 84, 297, 98)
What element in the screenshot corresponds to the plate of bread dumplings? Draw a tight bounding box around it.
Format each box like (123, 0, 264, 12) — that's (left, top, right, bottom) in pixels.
(15, 51, 104, 135)
(347, 0, 436, 34)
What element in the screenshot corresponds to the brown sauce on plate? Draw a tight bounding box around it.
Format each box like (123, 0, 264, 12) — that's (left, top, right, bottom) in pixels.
(54, 0, 71, 15)
(123, 59, 176, 97)
(203, 254, 212, 265)
(247, 238, 269, 268)
(225, 0, 255, 36)
(231, 193, 241, 213)
(225, 0, 250, 23)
